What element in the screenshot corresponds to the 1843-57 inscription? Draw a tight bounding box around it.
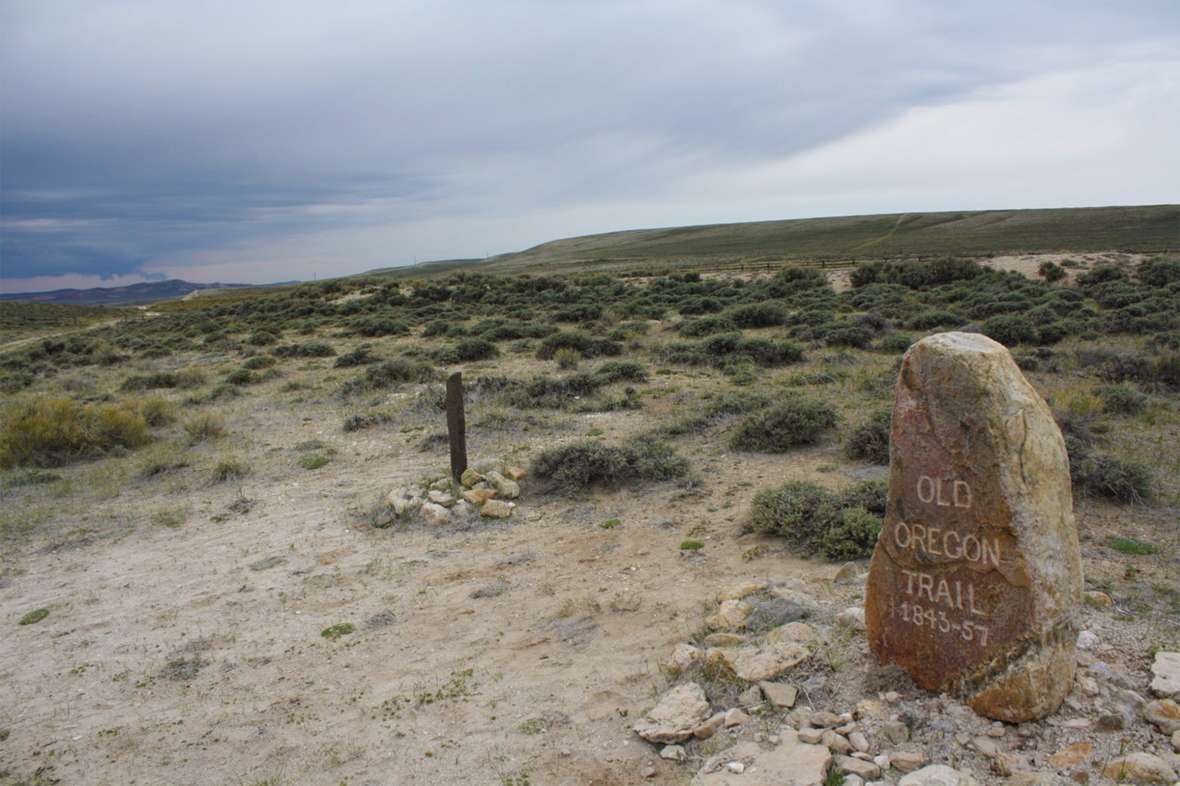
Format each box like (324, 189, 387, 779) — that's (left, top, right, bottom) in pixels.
(864, 332, 1082, 722)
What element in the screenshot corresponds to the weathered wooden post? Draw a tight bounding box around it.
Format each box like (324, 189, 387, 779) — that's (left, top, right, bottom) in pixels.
(445, 372, 467, 482)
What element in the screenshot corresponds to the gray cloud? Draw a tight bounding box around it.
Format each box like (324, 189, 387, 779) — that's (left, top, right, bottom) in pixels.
(2, 1, 1178, 287)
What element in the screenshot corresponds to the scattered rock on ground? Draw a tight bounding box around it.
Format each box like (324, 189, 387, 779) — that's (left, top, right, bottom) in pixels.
(1144, 698, 1180, 734)
(758, 681, 797, 708)
(691, 731, 831, 786)
(1100, 752, 1177, 784)
(419, 501, 450, 525)
(633, 683, 712, 744)
(1151, 651, 1180, 699)
(711, 641, 808, 681)
(836, 607, 865, 632)
(897, 764, 981, 786)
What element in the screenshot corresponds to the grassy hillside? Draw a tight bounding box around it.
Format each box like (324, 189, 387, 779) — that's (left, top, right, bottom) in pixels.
(480, 204, 1179, 275)
(0, 301, 130, 345)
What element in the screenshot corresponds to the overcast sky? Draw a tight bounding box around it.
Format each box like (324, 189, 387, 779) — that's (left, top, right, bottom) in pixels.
(2, 1, 1178, 293)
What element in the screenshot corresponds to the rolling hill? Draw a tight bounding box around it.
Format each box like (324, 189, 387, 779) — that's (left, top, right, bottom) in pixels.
(0, 279, 261, 306)
(475, 204, 1179, 275)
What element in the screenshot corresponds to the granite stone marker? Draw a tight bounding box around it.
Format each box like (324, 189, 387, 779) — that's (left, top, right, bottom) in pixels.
(864, 332, 1082, 722)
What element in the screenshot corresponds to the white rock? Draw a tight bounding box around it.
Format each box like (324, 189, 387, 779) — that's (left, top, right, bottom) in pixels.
(711, 642, 807, 681)
(725, 762, 745, 774)
(427, 489, 455, 507)
(849, 731, 870, 752)
(669, 643, 705, 671)
(480, 499, 514, 518)
(1076, 630, 1098, 650)
(897, 765, 981, 786)
(724, 708, 749, 727)
(660, 744, 686, 761)
(1151, 651, 1180, 699)
(633, 683, 713, 744)
(419, 501, 450, 525)
(485, 471, 521, 500)
(759, 681, 798, 709)
(837, 607, 866, 632)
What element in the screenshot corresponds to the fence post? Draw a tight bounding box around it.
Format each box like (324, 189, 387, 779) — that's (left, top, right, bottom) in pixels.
(446, 372, 467, 482)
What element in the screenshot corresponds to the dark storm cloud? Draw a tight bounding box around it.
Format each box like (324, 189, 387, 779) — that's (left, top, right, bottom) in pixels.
(1, 1, 1178, 286)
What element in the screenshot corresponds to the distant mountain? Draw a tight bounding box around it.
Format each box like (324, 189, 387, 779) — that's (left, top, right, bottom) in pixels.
(0, 279, 265, 306)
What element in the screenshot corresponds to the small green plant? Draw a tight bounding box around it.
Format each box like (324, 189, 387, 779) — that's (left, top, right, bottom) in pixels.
(1095, 384, 1147, 416)
(321, 623, 355, 640)
(150, 505, 190, 528)
(18, 607, 49, 625)
(600, 518, 621, 529)
(680, 539, 704, 551)
(530, 436, 690, 495)
(298, 453, 330, 470)
(134, 395, 177, 427)
(1107, 536, 1158, 556)
(751, 480, 886, 560)
(183, 413, 225, 443)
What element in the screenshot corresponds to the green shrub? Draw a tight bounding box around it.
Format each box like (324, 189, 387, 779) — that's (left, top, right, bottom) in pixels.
(349, 316, 410, 337)
(1038, 261, 1066, 282)
(536, 331, 621, 360)
(820, 507, 882, 561)
(750, 482, 841, 552)
(226, 368, 259, 386)
(1095, 384, 1147, 416)
(982, 314, 1039, 346)
(175, 367, 207, 388)
(0, 398, 151, 468)
(242, 355, 276, 370)
(340, 359, 437, 395)
(436, 338, 499, 363)
(121, 372, 180, 391)
(845, 409, 891, 464)
(530, 435, 690, 494)
(679, 315, 738, 337)
(245, 330, 279, 346)
(878, 333, 914, 354)
(730, 398, 837, 452)
(274, 342, 336, 358)
(726, 302, 786, 328)
(750, 480, 885, 559)
(1075, 454, 1154, 503)
(334, 344, 378, 368)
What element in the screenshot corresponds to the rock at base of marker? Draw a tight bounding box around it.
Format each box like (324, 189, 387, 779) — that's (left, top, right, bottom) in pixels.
(864, 332, 1082, 723)
(632, 683, 712, 744)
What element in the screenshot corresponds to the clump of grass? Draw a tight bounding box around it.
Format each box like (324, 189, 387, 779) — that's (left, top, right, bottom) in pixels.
(274, 341, 336, 358)
(600, 518, 621, 529)
(750, 480, 886, 560)
(0, 398, 151, 468)
(134, 395, 177, 427)
(729, 397, 837, 452)
(530, 435, 691, 495)
(321, 623, 355, 640)
(844, 408, 891, 464)
(298, 453, 330, 470)
(1107, 536, 1157, 556)
(18, 607, 49, 625)
(183, 413, 225, 444)
(242, 355, 276, 370)
(679, 539, 704, 551)
(138, 441, 191, 478)
(151, 505, 190, 528)
(211, 455, 249, 483)
(553, 347, 580, 369)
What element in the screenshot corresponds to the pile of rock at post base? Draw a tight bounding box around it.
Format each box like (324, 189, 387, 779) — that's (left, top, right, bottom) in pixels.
(864, 332, 1083, 723)
(631, 575, 1180, 785)
(381, 462, 525, 526)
